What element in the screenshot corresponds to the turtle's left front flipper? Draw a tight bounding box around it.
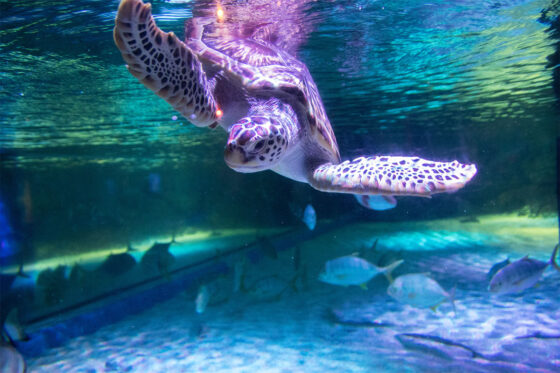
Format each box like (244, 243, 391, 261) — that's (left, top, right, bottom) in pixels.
(310, 156, 477, 197)
(114, 0, 220, 127)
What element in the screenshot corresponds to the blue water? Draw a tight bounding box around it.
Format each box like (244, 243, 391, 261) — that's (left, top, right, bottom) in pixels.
(0, 0, 559, 371)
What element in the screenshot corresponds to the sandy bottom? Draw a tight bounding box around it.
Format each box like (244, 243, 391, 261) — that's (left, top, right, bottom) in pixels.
(26, 217, 560, 372)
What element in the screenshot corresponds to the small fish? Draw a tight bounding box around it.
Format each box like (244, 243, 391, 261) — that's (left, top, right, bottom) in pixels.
(96, 252, 136, 276)
(325, 308, 393, 328)
(195, 285, 210, 314)
(140, 241, 175, 278)
(302, 204, 316, 230)
(355, 239, 378, 260)
(2, 309, 28, 344)
(319, 256, 403, 288)
(147, 172, 161, 194)
(515, 331, 560, 339)
(36, 266, 68, 306)
(395, 333, 486, 361)
(0, 263, 29, 299)
(488, 244, 560, 294)
(387, 273, 455, 312)
(257, 236, 278, 259)
(246, 275, 293, 300)
(354, 194, 397, 211)
(486, 258, 510, 281)
(292, 246, 301, 272)
(0, 340, 26, 373)
(233, 259, 246, 293)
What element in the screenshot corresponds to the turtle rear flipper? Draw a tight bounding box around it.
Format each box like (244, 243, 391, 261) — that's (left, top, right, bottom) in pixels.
(114, 0, 220, 127)
(311, 156, 477, 197)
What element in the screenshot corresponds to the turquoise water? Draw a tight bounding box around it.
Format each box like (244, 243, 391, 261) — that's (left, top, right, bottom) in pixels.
(1, 0, 559, 371)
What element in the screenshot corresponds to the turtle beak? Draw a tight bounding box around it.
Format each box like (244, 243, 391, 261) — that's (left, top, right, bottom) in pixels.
(224, 142, 260, 173)
(225, 142, 245, 164)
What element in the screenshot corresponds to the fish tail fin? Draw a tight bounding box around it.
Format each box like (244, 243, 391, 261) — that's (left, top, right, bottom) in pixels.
(449, 286, 457, 316)
(550, 244, 560, 272)
(381, 259, 404, 284)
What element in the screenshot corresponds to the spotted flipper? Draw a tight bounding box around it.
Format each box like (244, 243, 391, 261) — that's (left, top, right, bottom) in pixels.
(113, 0, 220, 127)
(311, 156, 477, 197)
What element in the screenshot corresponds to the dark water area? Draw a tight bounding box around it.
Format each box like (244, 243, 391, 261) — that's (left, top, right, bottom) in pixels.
(0, 1, 559, 370)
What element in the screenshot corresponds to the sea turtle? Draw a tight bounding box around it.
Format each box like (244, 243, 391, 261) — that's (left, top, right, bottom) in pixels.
(113, 0, 476, 198)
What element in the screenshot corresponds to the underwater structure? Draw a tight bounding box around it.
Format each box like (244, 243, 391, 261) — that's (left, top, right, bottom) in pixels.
(1, 0, 559, 372)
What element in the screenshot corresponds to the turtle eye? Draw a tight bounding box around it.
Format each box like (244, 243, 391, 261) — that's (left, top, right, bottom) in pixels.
(254, 140, 265, 150)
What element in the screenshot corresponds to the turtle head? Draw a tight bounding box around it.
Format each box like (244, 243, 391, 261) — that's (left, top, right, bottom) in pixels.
(225, 116, 290, 173)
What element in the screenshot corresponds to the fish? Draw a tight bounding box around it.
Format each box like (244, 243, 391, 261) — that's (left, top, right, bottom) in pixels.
(0, 264, 29, 300)
(0, 199, 23, 265)
(395, 333, 487, 361)
(387, 273, 455, 312)
(196, 276, 231, 314)
(140, 241, 175, 279)
(324, 308, 393, 328)
(257, 236, 278, 259)
(147, 172, 161, 194)
(246, 275, 294, 301)
(2, 309, 28, 344)
(292, 246, 301, 272)
(355, 239, 378, 260)
(319, 256, 403, 288)
(488, 244, 560, 294)
(195, 284, 210, 314)
(354, 194, 397, 211)
(0, 340, 26, 373)
(233, 259, 246, 293)
(302, 204, 316, 230)
(96, 252, 136, 276)
(486, 258, 510, 281)
(515, 331, 560, 339)
(36, 266, 68, 306)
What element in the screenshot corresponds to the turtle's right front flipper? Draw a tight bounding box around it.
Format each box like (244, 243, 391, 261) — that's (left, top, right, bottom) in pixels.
(114, 0, 220, 127)
(311, 156, 477, 197)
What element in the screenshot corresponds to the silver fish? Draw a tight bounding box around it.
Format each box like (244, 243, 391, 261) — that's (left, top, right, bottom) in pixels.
(302, 204, 316, 230)
(195, 285, 210, 314)
(319, 256, 402, 288)
(387, 273, 455, 312)
(246, 275, 293, 300)
(488, 244, 560, 294)
(2, 309, 28, 344)
(486, 257, 510, 280)
(354, 194, 397, 211)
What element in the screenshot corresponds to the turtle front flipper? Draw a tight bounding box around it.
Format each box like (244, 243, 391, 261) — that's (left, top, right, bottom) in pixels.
(310, 156, 477, 197)
(114, 0, 220, 127)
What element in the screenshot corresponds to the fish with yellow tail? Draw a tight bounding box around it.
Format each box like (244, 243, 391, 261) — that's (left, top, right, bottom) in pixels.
(488, 244, 560, 295)
(318, 256, 403, 289)
(387, 273, 456, 313)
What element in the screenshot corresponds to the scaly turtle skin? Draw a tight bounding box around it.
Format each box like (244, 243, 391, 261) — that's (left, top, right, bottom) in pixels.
(114, 0, 477, 197)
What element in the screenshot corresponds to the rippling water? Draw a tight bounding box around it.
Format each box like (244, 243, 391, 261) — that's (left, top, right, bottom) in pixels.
(1, 1, 557, 159)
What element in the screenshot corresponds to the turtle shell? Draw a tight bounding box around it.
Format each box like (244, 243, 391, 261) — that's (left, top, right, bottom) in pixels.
(185, 17, 341, 163)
